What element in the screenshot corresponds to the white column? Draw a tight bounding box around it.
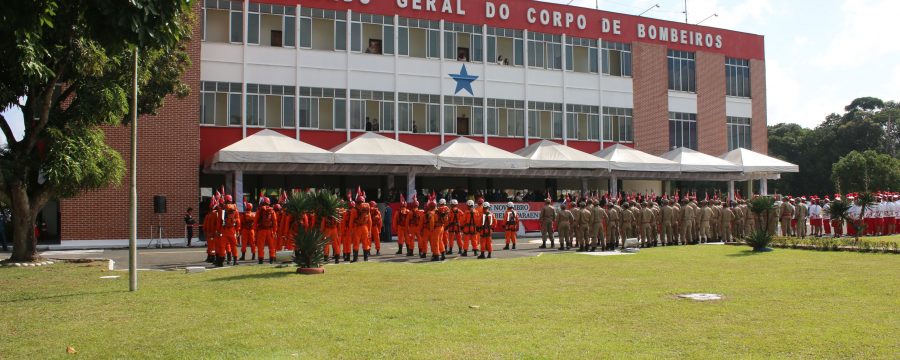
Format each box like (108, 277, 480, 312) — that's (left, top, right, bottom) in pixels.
(439, 20, 446, 144)
(728, 180, 735, 202)
(597, 37, 605, 150)
(345, 10, 352, 141)
(394, 15, 400, 141)
(760, 178, 768, 196)
(407, 170, 417, 200)
(581, 177, 589, 196)
(610, 175, 618, 197)
(234, 171, 244, 212)
(295, 5, 301, 140)
(747, 179, 753, 198)
(561, 34, 568, 146)
(241, 0, 249, 138)
(523, 30, 529, 146)
(482, 24, 488, 144)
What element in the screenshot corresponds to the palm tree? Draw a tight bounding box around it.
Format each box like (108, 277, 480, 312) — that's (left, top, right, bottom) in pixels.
(284, 190, 343, 270)
(745, 196, 776, 251)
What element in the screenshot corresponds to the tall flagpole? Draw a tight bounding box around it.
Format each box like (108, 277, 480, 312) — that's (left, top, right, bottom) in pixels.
(129, 47, 139, 292)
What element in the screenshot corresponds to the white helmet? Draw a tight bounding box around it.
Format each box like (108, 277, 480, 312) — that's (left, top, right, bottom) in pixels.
(483, 202, 491, 208)
(507, 202, 514, 208)
(466, 200, 475, 207)
(438, 199, 447, 205)
(450, 199, 458, 205)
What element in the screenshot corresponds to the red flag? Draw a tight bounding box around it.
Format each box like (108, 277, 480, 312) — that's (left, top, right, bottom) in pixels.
(400, 193, 406, 205)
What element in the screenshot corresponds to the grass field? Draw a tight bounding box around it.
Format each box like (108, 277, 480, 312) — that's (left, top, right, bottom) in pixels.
(1, 246, 898, 359)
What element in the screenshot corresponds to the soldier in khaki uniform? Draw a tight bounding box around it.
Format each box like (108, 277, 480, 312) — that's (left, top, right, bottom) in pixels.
(607, 200, 621, 250)
(672, 201, 682, 244)
(640, 202, 655, 247)
(780, 199, 795, 237)
(744, 200, 755, 235)
(651, 201, 661, 246)
(660, 199, 675, 246)
(795, 198, 809, 239)
(539, 198, 556, 249)
(556, 203, 575, 250)
(571, 201, 584, 250)
(733, 201, 745, 240)
(699, 201, 712, 243)
(590, 199, 607, 252)
(579, 201, 594, 252)
(621, 203, 635, 241)
(631, 201, 643, 243)
(680, 200, 694, 245)
(721, 203, 735, 243)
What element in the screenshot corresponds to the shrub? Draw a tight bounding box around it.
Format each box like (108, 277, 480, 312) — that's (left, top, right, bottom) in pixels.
(745, 230, 772, 252)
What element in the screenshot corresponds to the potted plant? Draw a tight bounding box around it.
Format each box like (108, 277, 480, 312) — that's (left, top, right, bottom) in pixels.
(284, 190, 343, 274)
(745, 196, 776, 252)
(826, 198, 851, 239)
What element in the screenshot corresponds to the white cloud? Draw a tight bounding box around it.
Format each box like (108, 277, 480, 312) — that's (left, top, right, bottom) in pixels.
(766, 58, 844, 128)
(813, 0, 900, 69)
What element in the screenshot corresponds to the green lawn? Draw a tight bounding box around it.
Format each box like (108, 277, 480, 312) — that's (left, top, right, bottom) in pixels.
(1, 246, 899, 359)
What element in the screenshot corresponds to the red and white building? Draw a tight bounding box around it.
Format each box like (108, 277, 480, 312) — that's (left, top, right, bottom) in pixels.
(55, 0, 769, 245)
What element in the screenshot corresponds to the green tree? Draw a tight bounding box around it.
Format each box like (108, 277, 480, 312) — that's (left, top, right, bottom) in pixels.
(0, 1, 193, 262)
(831, 150, 900, 193)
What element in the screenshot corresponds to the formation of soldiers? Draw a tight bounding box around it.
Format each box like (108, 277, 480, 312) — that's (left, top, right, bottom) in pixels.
(200, 189, 899, 267)
(391, 195, 523, 261)
(772, 193, 900, 238)
(537, 195, 754, 252)
(202, 189, 385, 267)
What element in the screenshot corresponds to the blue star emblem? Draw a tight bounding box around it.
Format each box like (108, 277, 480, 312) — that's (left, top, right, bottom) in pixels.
(449, 65, 478, 96)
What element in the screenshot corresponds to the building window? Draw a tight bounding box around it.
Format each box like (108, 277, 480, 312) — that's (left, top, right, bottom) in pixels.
(566, 37, 598, 73)
(726, 58, 751, 98)
(398, 93, 439, 133)
(486, 27, 524, 66)
(247, 2, 296, 47)
(349, 12, 394, 55)
(486, 98, 525, 137)
(200, 81, 243, 126)
(444, 22, 483, 62)
(566, 104, 601, 141)
(528, 32, 562, 70)
(350, 89, 395, 132)
(727, 116, 752, 150)
(601, 107, 633, 143)
(444, 96, 484, 135)
(201, 0, 243, 44)
(298, 8, 347, 51)
(398, 17, 440, 59)
(246, 83, 295, 128)
(528, 101, 563, 139)
(601, 41, 631, 77)
(298, 87, 346, 130)
(668, 50, 696, 92)
(669, 112, 697, 150)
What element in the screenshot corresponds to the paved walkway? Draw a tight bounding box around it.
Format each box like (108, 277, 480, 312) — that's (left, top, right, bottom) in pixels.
(2, 237, 639, 270)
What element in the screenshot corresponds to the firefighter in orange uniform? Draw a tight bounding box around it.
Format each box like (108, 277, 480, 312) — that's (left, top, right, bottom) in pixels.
(461, 200, 480, 257)
(502, 202, 519, 250)
(274, 204, 289, 251)
(220, 195, 241, 266)
(424, 199, 446, 261)
(322, 206, 343, 264)
(446, 199, 464, 256)
(369, 201, 383, 256)
(202, 200, 221, 263)
(341, 201, 354, 262)
(349, 196, 373, 262)
(240, 202, 256, 261)
(253, 197, 279, 264)
(407, 200, 426, 258)
(477, 202, 495, 259)
(393, 196, 411, 255)
(436, 199, 451, 255)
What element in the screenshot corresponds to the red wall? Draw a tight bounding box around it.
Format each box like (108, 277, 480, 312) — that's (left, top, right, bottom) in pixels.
(488, 137, 527, 152)
(399, 133, 442, 151)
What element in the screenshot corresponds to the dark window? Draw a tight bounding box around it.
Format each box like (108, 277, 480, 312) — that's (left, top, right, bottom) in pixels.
(668, 50, 696, 92)
(668, 112, 698, 150)
(726, 58, 751, 97)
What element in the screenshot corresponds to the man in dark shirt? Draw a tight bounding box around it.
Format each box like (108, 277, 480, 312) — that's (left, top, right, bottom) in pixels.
(184, 207, 196, 247)
(365, 117, 372, 131)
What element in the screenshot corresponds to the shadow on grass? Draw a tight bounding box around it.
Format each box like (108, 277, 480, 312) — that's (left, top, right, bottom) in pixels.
(0, 290, 124, 304)
(210, 271, 294, 282)
(727, 248, 773, 257)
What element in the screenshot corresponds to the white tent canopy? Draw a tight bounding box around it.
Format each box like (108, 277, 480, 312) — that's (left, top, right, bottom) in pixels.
(211, 129, 333, 164)
(515, 140, 609, 169)
(331, 132, 437, 166)
(594, 144, 679, 172)
(660, 147, 742, 172)
(720, 148, 799, 173)
(431, 137, 529, 169)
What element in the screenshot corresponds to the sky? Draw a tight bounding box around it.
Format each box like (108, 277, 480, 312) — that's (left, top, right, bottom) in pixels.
(543, 0, 900, 128)
(3, 0, 899, 146)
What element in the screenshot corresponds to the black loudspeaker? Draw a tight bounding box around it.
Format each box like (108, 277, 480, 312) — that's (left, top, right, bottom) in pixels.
(153, 195, 167, 214)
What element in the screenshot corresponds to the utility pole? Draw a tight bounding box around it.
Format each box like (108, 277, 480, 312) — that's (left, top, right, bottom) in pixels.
(683, 0, 689, 23)
(129, 48, 139, 292)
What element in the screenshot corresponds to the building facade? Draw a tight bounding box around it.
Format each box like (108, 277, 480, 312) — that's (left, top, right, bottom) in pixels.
(60, 0, 766, 243)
